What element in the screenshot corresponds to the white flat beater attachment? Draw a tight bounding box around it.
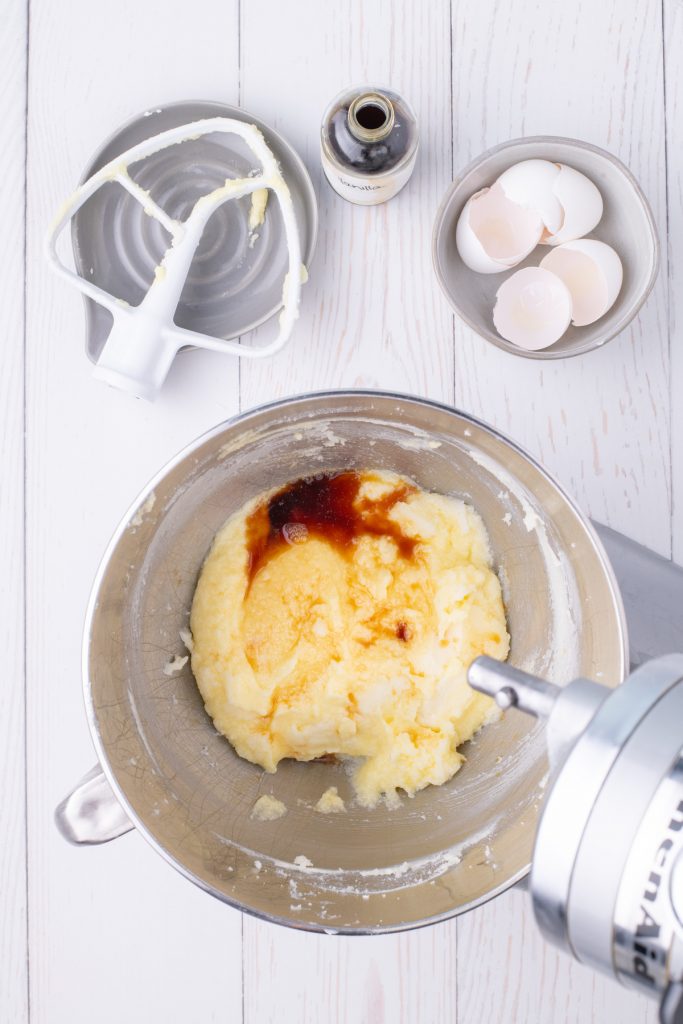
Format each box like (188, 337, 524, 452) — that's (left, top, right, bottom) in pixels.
(46, 118, 305, 400)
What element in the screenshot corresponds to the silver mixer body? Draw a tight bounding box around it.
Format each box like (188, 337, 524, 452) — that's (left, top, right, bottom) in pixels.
(469, 654, 683, 1024)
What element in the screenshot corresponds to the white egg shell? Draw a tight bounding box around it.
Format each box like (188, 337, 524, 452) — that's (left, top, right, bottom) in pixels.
(493, 267, 573, 350)
(456, 183, 544, 274)
(496, 159, 564, 234)
(542, 164, 604, 245)
(540, 239, 623, 326)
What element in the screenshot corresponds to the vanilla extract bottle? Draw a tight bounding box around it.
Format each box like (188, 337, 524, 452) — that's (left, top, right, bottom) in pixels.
(320, 85, 418, 205)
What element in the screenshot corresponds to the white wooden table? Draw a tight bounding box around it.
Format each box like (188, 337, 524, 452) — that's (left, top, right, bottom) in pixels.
(4, 1, 681, 1020)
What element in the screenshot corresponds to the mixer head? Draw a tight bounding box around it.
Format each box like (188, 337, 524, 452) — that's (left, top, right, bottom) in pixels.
(46, 116, 307, 400)
(469, 654, 683, 1023)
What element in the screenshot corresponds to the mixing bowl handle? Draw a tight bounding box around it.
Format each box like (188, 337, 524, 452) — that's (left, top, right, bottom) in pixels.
(54, 765, 134, 844)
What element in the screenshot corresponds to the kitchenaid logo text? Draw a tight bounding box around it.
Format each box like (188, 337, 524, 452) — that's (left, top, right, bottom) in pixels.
(633, 798, 683, 986)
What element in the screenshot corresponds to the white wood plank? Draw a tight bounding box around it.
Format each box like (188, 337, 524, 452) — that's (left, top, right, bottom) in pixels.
(457, 888, 657, 1024)
(25, 1, 244, 1021)
(664, 0, 683, 564)
(244, 919, 457, 1024)
(451, 0, 671, 558)
(0, 2, 28, 1022)
(452, 1, 666, 1021)
(238, 0, 454, 408)
(239, 0, 459, 1020)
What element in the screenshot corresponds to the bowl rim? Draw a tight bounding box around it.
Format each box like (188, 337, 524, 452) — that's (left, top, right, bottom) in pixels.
(81, 388, 629, 933)
(74, 98, 319, 361)
(432, 134, 660, 360)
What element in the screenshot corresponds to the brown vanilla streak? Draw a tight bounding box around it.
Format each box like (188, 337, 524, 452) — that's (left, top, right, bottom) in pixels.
(245, 471, 417, 585)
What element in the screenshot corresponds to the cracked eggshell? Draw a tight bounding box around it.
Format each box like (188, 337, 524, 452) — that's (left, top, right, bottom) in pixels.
(542, 164, 603, 245)
(493, 266, 573, 350)
(496, 159, 564, 235)
(456, 183, 544, 274)
(540, 239, 623, 326)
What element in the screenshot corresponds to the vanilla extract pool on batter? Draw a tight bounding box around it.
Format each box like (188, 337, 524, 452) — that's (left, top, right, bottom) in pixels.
(320, 85, 418, 205)
(245, 470, 418, 584)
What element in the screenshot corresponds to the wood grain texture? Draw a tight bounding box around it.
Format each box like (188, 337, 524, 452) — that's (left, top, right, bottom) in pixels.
(24, 1, 243, 1021)
(244, 919, 457, 1024)
(451, 0, 671, 558)
(0, 2, 28, 1022)
(664, 0, 683, 565)
(238, 0, 455, 407)
(457, 888, 656, 1024)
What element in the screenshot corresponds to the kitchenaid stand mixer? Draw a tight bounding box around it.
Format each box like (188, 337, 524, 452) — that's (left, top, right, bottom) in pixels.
(470, 529, 683, 1024)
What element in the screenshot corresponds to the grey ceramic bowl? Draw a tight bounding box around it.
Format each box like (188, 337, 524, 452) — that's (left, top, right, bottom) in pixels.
(432, 137, 659, 359)
(73, 100, 318, 362)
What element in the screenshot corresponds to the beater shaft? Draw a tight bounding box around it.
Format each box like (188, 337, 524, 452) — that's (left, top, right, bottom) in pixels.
(468, 656, 560, 718)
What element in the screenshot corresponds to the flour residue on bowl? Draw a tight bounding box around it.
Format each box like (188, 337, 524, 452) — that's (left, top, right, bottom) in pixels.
(130, 491, 156, 527)
(467, 447, 580, 683)
(259, 819, 505, 900)
(163, 654, 188, 676)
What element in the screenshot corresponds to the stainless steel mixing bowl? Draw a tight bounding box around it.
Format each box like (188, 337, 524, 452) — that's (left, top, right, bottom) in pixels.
(57, 391, 627, 932)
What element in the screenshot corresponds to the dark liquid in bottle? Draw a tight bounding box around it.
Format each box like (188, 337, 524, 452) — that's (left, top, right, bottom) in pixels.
(327, 102, 413, 174)
(355, 103, 388, 131)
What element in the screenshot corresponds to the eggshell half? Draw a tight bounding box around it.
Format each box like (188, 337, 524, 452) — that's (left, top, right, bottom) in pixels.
(493, 267, 573, 350)
(456, 183, 544, 274)
(496, 159, 564, 234)
(542, 164, 604, 245)
(540, 239, 623, 326)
